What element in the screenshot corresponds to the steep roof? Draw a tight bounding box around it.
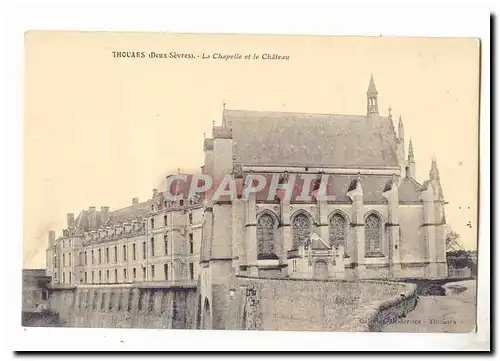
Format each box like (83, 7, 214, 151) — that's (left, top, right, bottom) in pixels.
(106, 201, 152, 225)
(74, 202, 151, 231)
(250, 173, 421, 204)
(226, 109, 399, 168)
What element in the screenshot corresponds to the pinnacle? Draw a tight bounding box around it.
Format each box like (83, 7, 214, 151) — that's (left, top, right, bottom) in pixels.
(367, 74, 377, 94)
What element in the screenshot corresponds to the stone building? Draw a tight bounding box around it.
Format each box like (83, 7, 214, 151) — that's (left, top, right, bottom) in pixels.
(22, 269, 51, 312)
(198, 75, 447, 328)
(46, 186, 204, 287)
(45, 75, 447, 330)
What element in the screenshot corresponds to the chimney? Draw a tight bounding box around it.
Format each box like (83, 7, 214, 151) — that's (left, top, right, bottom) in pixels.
(66, 213, 75, 228)
(48, 230, 56, 247)
(132, 197, 139, 205)
(88, 206, 97, 230)
(152, 189, 158, 198)
(101, 206, 110, 224)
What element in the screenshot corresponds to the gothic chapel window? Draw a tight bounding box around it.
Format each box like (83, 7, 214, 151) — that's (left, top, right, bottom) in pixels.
(256, 213, 277, 259)
(365, 213, 383, 256)
(292, 213, 311, 249)
(329, 213, 347, 249)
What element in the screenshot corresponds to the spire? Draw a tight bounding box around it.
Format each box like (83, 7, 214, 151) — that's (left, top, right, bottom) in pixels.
(408, 138, 414, 162)
(430, 155, 439, 180)
(367, 73, 378, 95)
(366, 74, 379, 116)
(398, 115, 404, 140)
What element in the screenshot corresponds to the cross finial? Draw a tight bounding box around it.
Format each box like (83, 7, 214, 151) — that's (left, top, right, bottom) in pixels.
(203, 132, 206, 139)
(223, 101, 226, 110)
(212, 120, 215, 127)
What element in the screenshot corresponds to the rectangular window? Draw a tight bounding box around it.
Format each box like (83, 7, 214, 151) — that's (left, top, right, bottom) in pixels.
(69, 272, 71, 283)
(41, 290, 48, 300)
(189, 234, 194, 254)
(114, 246, 117, 262)
(150, 237, 155, 257)
(142, 267, 146, 280)
(106, 248, 109, 263)
(63, 253, 66, 267)
(164, 264, 169, 280)
(189, 263, 194, 280)
(164, 235, 168, 255)
(92, 271, 94, 283)
(84, 272, 87, 284)
(142, 242, 146, 259)
(151, 265, 155, 280)
(123, 268, 127, 282)
(99, 249, 102, 264)
(123, 245, 127, 261)
(114, 269, 118, 283)
(92, 291, 98, 310)
(99, 270, 102, 283)
(79, 252, 82, 266)
(91, 250, 94, 265)
(63, 273, 66, 283)
(106, 270, 110, 283)
(150, 218, 155, 230)
(164, 214, 168, 226)
(189, 212, 193, 224)
(69, 253, 72, 267)
(138, 290, 145, 311)
(132, 243, 136, 260)
(133, 268, 136, 280)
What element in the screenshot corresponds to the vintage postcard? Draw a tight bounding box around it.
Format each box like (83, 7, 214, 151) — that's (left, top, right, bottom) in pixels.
(22, 31, 482, 342)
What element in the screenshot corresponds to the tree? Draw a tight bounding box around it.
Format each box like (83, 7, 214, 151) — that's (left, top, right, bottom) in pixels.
(445, 230, 462, 252)
(446, 249, 473, 270)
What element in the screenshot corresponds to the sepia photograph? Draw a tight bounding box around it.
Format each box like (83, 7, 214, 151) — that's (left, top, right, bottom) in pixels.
(5, 1, 490, 348)
(21, 31, 482, 335)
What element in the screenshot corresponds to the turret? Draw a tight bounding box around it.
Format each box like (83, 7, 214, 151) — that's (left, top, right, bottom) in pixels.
(406, 139, 416, 179)
(366, 74, 379, 117)
(396, 115, 406, 175)
(429, 156, 444, 200)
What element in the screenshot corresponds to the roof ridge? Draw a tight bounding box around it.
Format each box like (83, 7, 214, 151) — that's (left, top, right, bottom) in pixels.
(225, 108, 376, 118)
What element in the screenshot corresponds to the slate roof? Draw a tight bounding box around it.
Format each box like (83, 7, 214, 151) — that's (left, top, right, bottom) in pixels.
(71, 173, 206, 231)
(250, 173, 421, 204)
(105, 201, 152, 225)
(226, 109, 399, 168)
(74, 202, 151, 231)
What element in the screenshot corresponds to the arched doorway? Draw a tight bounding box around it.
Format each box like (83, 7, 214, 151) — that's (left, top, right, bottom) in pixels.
(202, 298, 212, 330)
(313, 260, 329, 280)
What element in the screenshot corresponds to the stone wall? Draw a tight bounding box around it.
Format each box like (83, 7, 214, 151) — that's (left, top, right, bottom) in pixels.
(48, 284, 197, 329)
(232, 277, 417, 332)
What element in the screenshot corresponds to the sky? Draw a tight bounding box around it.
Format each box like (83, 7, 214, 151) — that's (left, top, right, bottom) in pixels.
(24, 32, 480, 268)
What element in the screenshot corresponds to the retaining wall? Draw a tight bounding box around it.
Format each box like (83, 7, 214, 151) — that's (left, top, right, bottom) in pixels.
(232, 277, 417, 331)
(48, 285, 197, 329)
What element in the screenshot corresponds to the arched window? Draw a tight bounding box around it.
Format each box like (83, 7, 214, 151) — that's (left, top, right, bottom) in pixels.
(365, 213, 383, 256)
(257, 213, 277, 259)
(292, 213, 311, 249)
(329, 213, 347, 249)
